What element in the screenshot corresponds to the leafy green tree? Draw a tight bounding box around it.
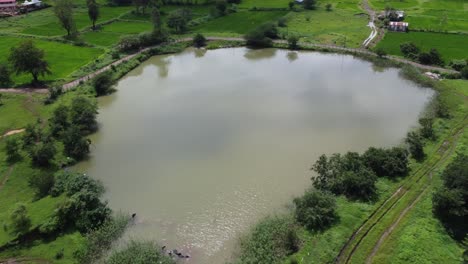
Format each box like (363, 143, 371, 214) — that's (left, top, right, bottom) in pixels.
(49, 105, 70, 137)
(5, 137, 21, 163)
(167, 9, 192, 33)
(294, 189, 337, 231)
(400, 42, 420, 60)
(340, 168, 377, 200)
(244, 22, 278, 47)
(193, 33, 207, 47)
(0, 63, 11, 87)
(93, 71, 114, 96)
(433, 154, 468, 239)
(107, 241, 175, 264)
(62, 126, 91, 160)
(8, 40, 51, 84)
(406, 131, 424, 161)
(87, 0, 100, 30)
(362, 147, 408, 178)
(303, 0, 316, 10)
(54, 0, 76, 37)
(287, 35, 299, 49)
(419, 117, 435, 140)
(28, 172, 55, 198)
(22, 123, 41, 149)
(29, 141, 56, 167)
(51, 171, 104, 197)
(215, 0, 228, 16)
(70, 96, 98, 134)
(10, 203, 31, 235)
(375, 47, 387, 58)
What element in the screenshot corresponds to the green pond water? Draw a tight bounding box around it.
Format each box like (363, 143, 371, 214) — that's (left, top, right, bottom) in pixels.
(75, 48, 434, 263)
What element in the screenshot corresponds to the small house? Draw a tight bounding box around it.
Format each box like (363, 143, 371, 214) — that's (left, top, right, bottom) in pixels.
(22, 0, 41, 8)
(295, 0, 304, 3)
(0, 0, 16, 10)
(388, 21, 408, 32)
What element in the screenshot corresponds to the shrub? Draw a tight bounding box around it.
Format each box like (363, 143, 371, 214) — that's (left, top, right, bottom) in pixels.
(49, 105, 70, 137)
(106, 240, 174, 264)
(29, 141, 56, 167)
(461, 66, 468, 79)
(244, 22, 278, 47)
(362, 147, 409, 178)
(294, 189, 338, 231)
(303, 0, 316, 10)
(419, 117, 435, 140)
(51, 171, 104, 197)
(70, 96, 98, 134)
(10, 203, 31, 235)
(237, 216, 299, 264)
(28, 172, 54, 198)
(375, 47, 387, 58)
(193, 33, 207, 47)
(118, 36, 141, 52)
(93, 71, 114, 96)
(278, 17, 287, 27)
(400, 42, 420, 60)
(449, 59, 466, 71)
(326, 3, 332, 11)
(45, 86, 63, 105)
(62, 125, 91, 161)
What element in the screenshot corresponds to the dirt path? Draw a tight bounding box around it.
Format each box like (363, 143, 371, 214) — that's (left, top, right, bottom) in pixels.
(361, 0, 378, 47)
(2, 129, 25, 138)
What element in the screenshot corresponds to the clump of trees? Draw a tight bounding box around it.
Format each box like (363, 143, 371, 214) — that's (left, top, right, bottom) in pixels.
(400, 42, 444, 66)
(432, 154, 467, 240)
(362, 147, 409, 178)
(8, 40, 51, 84)
(244, 22, 279, 47)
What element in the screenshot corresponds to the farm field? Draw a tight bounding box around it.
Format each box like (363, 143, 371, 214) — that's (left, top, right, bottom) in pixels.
(375, 32, 468, 62)
(237, 0, 290, 9)
(0, 36, 103, 85)
(82, 20, 152, 47)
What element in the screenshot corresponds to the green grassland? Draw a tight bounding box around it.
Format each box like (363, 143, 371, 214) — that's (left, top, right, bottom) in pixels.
(284, 9, 370, 48)
(0, 36, 103, 85)
(82, 20, 153, 46)
(237, 0, 290, 9)
(375, 32, 468, 62)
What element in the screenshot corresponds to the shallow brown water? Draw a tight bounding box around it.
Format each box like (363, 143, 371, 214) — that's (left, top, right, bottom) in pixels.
(74, 48, 433, 263)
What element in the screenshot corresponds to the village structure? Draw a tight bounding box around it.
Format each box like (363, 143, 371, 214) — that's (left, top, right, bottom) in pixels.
(0, 0, 42, 16)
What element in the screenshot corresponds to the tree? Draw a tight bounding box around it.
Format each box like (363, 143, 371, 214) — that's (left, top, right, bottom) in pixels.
(433, 154, 468, 239)
(8, 40, 51, 84)
(288, 1, 294, 10)
(70, 96, 98, 133)
(303, 0, 316, 10)
(293, 189, 338, 231)
(22, 123, 41, 148)
(428, 48, 443, 66)
(287, 35, 299, 49)
(54, 0, 76, 37)
(87, 0, 100, 30)
(193, 33, 207, 47)
(400, 42, 420, 60)
(419, 117, 435, 140)
(362, 147, 409, 178)
(5, 137, 21, 163)
(151, 6, 163, 36)
(215, 0, 228, 16)
(62, 126, 91, 160)
(93, 71, 114, 96)
(166, 9, 192, 33)
(326, 3, 332, 11)
(244, 22, 278, 47)
(0, 63, 11, 87)
(29, 141, 56, 167)
(375, 47, 387, 58)
(10, 203, 31, 235)
(406, 131, 424, 161)
(49, 105, 70, 137)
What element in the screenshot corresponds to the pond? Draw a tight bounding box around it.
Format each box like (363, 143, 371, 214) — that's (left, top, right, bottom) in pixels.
(74, 48, 434, 263)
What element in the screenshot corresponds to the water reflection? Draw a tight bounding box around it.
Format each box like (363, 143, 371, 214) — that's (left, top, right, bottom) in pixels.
(194, 48, 207, 58)
(287, 51, 298, 62)
(244, 48, 277, 60)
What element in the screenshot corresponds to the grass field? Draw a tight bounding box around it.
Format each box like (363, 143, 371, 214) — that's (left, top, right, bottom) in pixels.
(0, 36, 103, 85)
(193, 10, 288, 35)
(82, 20, 153, 46)
(375, 32, 468, 62)
(237, 0, 290, 9)
(284, 9, 370, 47)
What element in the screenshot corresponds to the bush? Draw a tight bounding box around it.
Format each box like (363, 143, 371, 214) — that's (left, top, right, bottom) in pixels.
(49, 105, 70, 137)
(278, 17, 287, 27)
(45, 86, 63, 105)
(449, 59, 466, 71)
(93, 71, 114, 96)
(375, 47, 387, 58)
(193, 33, 207, 48)
(51, 171, 104, 197)
(326, 3, 332, 11)
(294, 189, 338, 231)
(303, 0, 316, 10)
(29, 141, 56, 167)
(118, 36, 141, 52)
(461, 66, 468, 79)
(419, 117, 435, 140)
(106, 240, 174, 264)
(362, 147, 409, 178)
(28, 172, 54, 198)
(62, 125, 91, 161)
(237, 216, 299, 264)
(400, 42, 420, 60)
(70, 96, 98, 134)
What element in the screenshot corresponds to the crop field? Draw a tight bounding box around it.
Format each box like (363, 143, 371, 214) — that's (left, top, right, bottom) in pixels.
(82, 20, 153, 46)
(0, 6, 132, 36)
(193, 10, 288, 35)
(284, 9, 370, 48)
(0, 36, 103, 85)
(375, 32, 468, 62)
